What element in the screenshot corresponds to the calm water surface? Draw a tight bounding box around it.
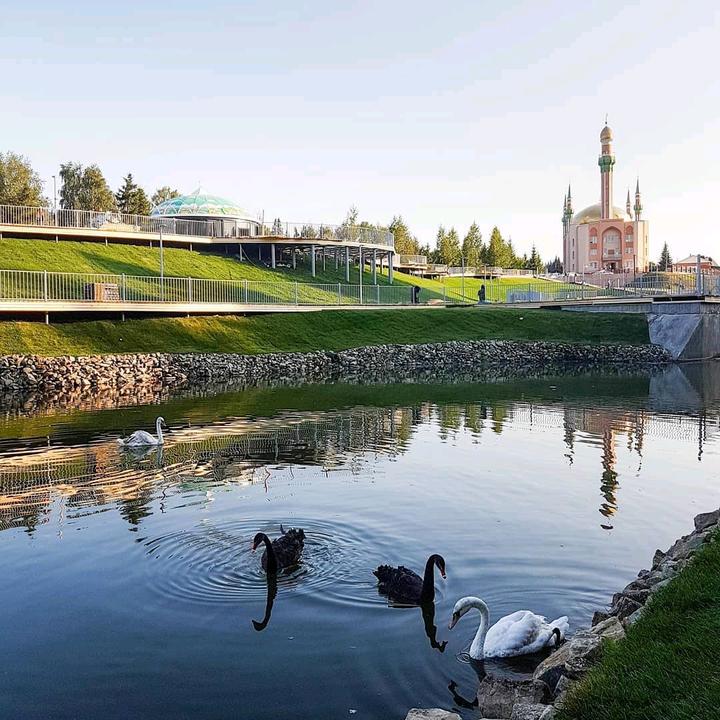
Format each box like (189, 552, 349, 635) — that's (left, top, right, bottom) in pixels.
(1, 363, 719, 719)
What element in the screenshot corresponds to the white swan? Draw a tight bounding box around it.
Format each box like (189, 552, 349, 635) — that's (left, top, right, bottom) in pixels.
(448, 596, 569, 660)
(119, 416, 166, 447)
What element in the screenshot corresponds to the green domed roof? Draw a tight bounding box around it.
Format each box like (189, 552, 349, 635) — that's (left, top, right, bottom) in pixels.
(151, 189, 251, 219)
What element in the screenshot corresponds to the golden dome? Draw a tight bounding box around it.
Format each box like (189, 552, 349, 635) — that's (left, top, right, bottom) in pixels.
(600, 125, 613, 142)
(572, 202, 630, 224)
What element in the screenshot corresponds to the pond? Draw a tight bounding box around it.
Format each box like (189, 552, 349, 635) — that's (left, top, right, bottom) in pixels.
(1, 362, 719, 719)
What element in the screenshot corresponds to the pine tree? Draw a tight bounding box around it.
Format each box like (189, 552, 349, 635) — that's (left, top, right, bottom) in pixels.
(462, 222, 483, 267)
(527, 244, 542, 272)
(115, 174, 138, 213)
(485, 226, 506, 266)
(658, 242, 673, 271)
(444, 227, 461, 265)
(435, 226, 447, 264)
(389, 216, 419, 256)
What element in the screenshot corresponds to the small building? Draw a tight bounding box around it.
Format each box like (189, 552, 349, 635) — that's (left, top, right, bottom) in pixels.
(562, 124, 649, 274)
(150, 189, 261, 238)
(673, 255, 720, 274)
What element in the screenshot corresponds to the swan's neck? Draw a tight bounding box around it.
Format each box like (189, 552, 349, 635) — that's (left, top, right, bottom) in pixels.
(156, 419, 164, 444)
(261, 534, 278, 573)
(468, 599, 490, 660)
(420, 557, 437, 602)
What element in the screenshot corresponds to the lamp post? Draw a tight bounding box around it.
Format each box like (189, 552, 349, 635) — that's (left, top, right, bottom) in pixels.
(358, 241, 363, 305)
(52, 175, 57, 220)
(461, 254, 466, 302)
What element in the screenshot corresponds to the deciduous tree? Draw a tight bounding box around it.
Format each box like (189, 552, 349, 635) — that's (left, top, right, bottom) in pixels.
(59, 162, 116, 211)
(151, 186, 180, 206)
(0, 152, 46, 206)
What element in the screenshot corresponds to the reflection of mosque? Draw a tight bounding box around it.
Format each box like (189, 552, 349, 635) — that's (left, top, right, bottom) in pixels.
(1, 399, 717, 534)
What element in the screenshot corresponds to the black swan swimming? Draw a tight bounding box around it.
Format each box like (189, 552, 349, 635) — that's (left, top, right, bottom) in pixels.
(373, 554, 446, 605)
(252, 526, 305, 573)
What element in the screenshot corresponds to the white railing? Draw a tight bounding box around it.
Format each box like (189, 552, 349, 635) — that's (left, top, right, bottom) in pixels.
(0, 270, 418, 307)
(393, 255, 427, 267)
(0, 205, 394, 248)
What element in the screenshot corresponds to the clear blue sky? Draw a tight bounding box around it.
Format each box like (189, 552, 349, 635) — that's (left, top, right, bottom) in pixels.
(2, 0, 718, 261)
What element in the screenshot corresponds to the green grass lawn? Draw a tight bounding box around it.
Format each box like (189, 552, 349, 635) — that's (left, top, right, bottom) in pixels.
(559, 532, 720, 720)
(0, 307, 650, 356)
(0, 237, 575, 304)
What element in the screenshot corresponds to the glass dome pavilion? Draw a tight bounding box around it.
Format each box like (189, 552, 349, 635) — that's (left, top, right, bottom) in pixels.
(151, 189, 261, 238)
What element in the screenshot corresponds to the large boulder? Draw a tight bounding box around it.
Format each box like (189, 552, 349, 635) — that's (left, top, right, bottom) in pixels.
(405, 710, 460, 720)
(476, 676, 549, 719)
(590, 616, 625, 642)
(694, 509, 720, 532)
(533, 631, 602, 691)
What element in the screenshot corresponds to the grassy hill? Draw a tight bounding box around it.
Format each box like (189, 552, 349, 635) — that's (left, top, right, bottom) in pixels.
(0, 237, 573, 303)
(0, 307, 650, 356)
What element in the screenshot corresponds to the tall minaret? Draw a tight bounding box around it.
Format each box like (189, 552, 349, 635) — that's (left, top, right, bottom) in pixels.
(598, 122, 616, 220)
(626, 189, 633, 219)
(634, 178, 643, 221)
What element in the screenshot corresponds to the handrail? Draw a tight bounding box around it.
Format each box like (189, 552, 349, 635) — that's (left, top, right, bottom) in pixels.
(0, 204, 394, 248)
(0, 269, 417, 307)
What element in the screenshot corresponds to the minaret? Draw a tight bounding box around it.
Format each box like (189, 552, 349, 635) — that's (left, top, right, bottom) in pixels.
(634, 178, 642, 221)
(598, 122, 616, 219)
(626, 189, 633, 219)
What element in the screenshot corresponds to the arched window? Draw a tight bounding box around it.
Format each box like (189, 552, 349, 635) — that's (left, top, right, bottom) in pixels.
(625, 225, 634, 244)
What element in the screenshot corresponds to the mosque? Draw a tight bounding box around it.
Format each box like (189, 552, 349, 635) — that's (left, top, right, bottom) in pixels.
(562, 124, 649, 274)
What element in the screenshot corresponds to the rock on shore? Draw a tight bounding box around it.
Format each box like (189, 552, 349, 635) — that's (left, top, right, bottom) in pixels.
(0, 339, 671, 403)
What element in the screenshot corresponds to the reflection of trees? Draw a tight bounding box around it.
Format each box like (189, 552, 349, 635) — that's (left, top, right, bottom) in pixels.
(491, 404, 508, 434)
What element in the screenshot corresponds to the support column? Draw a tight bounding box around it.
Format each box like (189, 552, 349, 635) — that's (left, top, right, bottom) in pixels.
(292, 248, 296, 269)
(372, 249, 377, 284)
(388, 252, 393, 284)
(238, 243, 243, 261)
(335, 248, 339, 270)
(271, 243, 276, 269)
(345, 246, 350, 282)
(311, 244, 316, 277)
(322, 248, 326, 272)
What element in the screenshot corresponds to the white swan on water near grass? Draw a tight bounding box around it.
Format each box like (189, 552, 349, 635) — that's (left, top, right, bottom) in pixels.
(118, 416, 166, 447)
(449, 596, 569, 660)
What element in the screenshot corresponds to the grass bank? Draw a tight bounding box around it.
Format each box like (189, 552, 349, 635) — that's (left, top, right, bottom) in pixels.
(0, 307, 649, 356)
(559, 533, 720, 720)
(0, 237, 572, 302)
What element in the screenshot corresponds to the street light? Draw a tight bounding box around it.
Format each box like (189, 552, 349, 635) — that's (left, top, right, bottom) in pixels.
(52, 175, 57, 217)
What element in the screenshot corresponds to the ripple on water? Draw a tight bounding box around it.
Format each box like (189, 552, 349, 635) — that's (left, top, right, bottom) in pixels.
(143, 517, 385, 607)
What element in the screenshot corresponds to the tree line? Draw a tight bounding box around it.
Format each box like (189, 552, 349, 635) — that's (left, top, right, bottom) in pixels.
(1, 150, 568, 272)
(0, 151, 180, 214)
(390, 215, 549, 271)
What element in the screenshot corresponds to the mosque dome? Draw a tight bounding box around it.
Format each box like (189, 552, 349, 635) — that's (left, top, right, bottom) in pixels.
(600, 125, 613, 143)
(151, 189, 252, 220)
(572, 202, 630, 225)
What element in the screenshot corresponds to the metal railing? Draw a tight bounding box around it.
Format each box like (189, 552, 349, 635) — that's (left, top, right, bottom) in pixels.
(0, 270, 415, 307)
(0, 205, 394, 248)
(484, 272, 720, 304)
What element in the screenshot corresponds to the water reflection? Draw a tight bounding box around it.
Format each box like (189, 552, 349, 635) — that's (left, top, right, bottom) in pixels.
(422, 601, 448, 653)
(1, 372, 719, 535)
(252, 574, 278, 632)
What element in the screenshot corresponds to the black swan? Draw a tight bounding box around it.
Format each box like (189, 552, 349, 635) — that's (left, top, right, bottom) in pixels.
(252, 526, 305, 573)
(373, 554, 446, 605)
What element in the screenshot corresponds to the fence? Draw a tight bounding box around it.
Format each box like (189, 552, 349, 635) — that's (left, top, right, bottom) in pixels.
(0, 270, 416, 307)
(481, 273, 720, 304)
(0, 205, 394, 248)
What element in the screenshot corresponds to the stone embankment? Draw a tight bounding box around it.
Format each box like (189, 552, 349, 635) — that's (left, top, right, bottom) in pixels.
(408, 509, 720, 720)
(0, 339, 670, 405)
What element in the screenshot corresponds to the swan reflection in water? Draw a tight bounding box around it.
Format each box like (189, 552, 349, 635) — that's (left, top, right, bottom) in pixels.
(420, 600, 447, 653)
(252, 573, 278, 632)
